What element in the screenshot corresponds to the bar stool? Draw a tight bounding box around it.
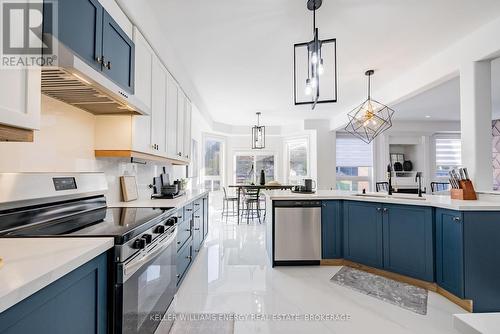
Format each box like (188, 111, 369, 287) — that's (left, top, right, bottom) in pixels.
(221, 187, 238, 222)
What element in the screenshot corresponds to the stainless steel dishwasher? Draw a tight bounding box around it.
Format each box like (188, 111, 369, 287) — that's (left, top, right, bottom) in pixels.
(274, 200, 322, 265)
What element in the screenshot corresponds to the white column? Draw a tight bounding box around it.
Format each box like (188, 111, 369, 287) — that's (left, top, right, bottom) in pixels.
(459, 61, 492, 191)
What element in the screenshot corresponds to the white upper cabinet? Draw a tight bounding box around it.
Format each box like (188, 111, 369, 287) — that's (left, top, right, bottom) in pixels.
(132, 27, 153, 113)
(0, 68, 41, 130)
(165, 72, 178, 157)
(183, 99, 192, 160)
(151, 58, 167, 154)
(176, 89, 186, 158)
(131, 27, 153, 152)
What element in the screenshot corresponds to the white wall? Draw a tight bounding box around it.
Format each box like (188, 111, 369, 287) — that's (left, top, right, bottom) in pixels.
(0, 96, 187, 204)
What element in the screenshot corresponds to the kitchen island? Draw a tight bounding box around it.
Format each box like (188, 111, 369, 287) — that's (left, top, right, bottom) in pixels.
(265, 190, 500, 313)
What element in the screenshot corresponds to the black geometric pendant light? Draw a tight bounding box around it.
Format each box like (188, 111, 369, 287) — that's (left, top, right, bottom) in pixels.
(252, 112, 265, 149)
(293, 0, 337, 109)
(345, 70, 395, 144)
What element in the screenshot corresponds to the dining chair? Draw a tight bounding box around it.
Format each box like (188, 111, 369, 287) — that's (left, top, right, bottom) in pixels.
(240, 188, 261, 224)
(221, 187, 238, 222)
(376, 182, 389, 192)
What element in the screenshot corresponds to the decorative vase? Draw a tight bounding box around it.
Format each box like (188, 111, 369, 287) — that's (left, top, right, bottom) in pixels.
(260, 170, 266, 185)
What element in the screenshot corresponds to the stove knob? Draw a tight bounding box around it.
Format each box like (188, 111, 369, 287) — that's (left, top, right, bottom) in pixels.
(142, 234, 153, 244)
(154, 225, 165, 234)
(133, 238, 146, 249)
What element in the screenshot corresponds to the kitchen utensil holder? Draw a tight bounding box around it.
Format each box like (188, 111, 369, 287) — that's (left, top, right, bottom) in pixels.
(450, 180, 477, 200)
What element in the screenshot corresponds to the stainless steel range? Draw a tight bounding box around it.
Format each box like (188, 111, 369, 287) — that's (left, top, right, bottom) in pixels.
(0, 173, 178, 334)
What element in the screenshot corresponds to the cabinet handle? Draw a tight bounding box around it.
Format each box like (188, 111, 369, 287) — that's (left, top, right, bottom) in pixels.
(186, 208, 193, 212)
(185, 229, 191, 232)
(194, 228, 200, 231)
(96, 56, 104, 64)
(106, 61, 112, 70)
(195, 249, 199, 253)
(176, 274, 180, 278)
(177, 241, 181, 244)
(453, 217, 461, 222)
(383, 208, 388, 212)
(195, 216, 200, 218)
(187, 255, 192, 259)
(178, 152, 182, 156)
(376, 207, 381, 212)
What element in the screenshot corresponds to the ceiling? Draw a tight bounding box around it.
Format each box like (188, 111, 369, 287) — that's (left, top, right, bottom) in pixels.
(122, 0, 500, 126)
(392, 57, 500, 121)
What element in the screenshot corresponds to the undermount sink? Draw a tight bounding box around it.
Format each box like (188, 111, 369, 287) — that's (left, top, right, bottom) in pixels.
(353, 193, 427, 201)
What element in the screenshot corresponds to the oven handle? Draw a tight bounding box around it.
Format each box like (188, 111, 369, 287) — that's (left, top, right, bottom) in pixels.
(120, 229, 177, 283)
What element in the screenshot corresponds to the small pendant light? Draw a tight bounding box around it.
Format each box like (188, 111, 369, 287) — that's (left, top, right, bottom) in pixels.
(252, 112, 265, 149)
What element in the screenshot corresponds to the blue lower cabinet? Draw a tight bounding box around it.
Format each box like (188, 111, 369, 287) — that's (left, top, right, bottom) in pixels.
(463, 212, 500, 312)
(321, 201, 342, 259)
(177, 239, 193, 285)
(343, 201, 383, 268)
(176, 215, 192, 252)
(383, 204, 434, 282)
(436, 209, 464, 298)
(0, 253, 108, 334)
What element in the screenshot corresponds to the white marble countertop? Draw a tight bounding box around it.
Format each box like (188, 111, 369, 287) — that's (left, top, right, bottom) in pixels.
(109, 189, 209, 209)
(266, 190, 500, 211)
(0, 237, 113, 313)
(454, 313, 500, 334)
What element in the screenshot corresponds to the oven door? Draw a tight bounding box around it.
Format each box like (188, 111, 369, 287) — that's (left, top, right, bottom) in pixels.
(116, 229, 177, 334)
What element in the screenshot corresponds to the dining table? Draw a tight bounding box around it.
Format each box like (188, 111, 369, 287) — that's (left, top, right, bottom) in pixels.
(228, 184, 295, 224)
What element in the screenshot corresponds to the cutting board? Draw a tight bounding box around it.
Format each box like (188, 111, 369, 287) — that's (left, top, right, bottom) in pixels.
(120, 176, 138, 202)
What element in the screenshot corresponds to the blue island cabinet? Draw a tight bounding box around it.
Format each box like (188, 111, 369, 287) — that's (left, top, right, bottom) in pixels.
(436, 209, 464, 298)
(0, 253, 108, 334)
(382, 204, 434, 282)
(343, 201, 434, 282)
(463, 211, 500, 312)
(321, 201, 343, 259)
(343, 201, 383, 268)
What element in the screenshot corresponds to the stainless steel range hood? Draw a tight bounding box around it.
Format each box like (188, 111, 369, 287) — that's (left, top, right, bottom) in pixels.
(41, 44, 149, 116)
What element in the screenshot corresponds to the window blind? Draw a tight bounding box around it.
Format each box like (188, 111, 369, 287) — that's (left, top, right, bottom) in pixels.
(336, 134, 373, 167)
(435, 138, 461, 167)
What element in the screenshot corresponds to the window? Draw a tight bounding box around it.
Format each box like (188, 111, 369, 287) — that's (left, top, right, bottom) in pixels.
(336, 133, 373, 191)
(234, 153, 275, 184)
(435, 136, 461, 178)
(286, 138, 309, 184)
(203, 136, 224, 191)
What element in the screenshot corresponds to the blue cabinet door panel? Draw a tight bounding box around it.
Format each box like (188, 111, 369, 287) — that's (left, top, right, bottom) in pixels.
(0, 253, 108, 334)
(435, 209, 464, 298)
(177, 240, 192, 285)
(102, 12, 135, 93)
(51, 0, 103, 70)
(343, 201, 383, 268)
(383, 204, 434, 282)
(321, 201, 342, 259)
(463, 212, 500, 312)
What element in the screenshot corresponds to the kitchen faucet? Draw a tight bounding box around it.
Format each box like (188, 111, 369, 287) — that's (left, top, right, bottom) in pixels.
(387, 164, 393, 195)
(415, 172, 423, 197)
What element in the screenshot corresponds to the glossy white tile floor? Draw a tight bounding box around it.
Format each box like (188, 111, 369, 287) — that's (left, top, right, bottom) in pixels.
(168, 192, 467, 334)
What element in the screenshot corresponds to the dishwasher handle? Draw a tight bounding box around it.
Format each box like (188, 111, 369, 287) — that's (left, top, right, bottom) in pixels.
(273, 200, 322, 207)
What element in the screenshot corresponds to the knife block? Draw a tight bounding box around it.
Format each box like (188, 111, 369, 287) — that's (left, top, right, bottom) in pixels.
(450, 180, 477, 200)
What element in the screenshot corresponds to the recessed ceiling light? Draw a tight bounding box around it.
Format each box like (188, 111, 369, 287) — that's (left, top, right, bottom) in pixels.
(425, 115, 431, 118)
